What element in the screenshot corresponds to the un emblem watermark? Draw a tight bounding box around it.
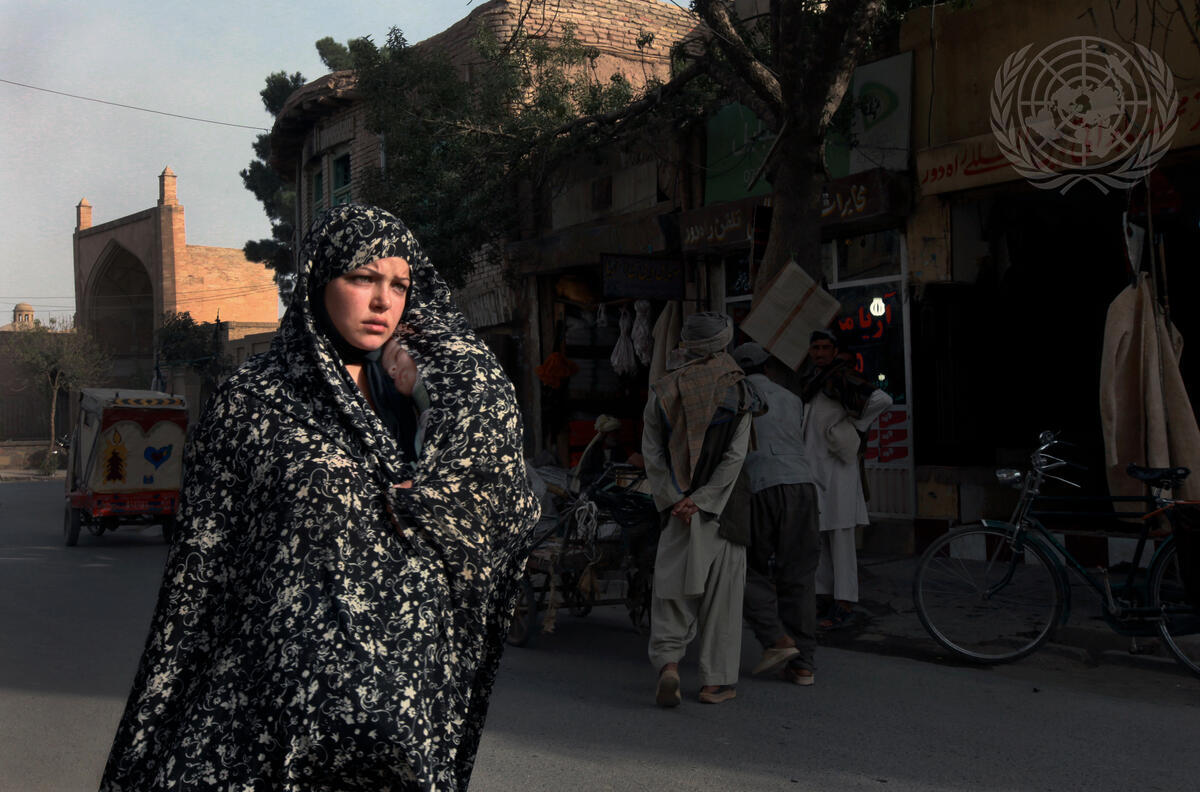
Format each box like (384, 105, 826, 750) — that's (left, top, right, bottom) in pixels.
(990, 36, 1178, 193)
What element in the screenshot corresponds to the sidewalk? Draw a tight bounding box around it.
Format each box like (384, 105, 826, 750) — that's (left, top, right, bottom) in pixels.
(822, 553, 1190, 676)
(0, 469, 64, 482)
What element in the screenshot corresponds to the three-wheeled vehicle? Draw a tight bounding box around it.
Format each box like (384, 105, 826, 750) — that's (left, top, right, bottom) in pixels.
(62, 388, 188, 546)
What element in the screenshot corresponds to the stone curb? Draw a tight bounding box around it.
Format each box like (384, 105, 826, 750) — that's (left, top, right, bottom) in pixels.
(0, 471, 66, 482)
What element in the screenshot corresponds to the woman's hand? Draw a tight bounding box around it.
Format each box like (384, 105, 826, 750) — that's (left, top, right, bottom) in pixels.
(382, 339, 418, 396)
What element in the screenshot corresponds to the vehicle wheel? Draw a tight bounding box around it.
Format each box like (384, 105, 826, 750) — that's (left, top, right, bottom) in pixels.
(626, 568, 652, 634)
(63, 505, 81, 547)
(162, 516, 176, 544)
(506, 575, 538, 648)
(565, 582, 593, 618)
(1149, 539, 1200, 677)
(913, 524, 1062, 663)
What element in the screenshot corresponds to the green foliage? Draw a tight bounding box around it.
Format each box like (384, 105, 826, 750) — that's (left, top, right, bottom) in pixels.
(13, 324, 109, 394)
(260, 70, 306, 116)
(351, 23, 648, 285)
(12, 323, 110, 451)
(158, 312, 230, 386)
(242, 71, 307, 281)
(316, 37, 354, 71)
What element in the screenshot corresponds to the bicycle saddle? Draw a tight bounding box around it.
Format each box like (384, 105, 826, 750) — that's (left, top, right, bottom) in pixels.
(1126, 463, 1191, 486)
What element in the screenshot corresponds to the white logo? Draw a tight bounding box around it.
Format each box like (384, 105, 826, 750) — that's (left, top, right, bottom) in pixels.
(990, 36, 1178, 193)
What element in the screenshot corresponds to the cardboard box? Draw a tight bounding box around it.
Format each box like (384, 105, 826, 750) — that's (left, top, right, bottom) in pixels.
(739, 261, 840, 369)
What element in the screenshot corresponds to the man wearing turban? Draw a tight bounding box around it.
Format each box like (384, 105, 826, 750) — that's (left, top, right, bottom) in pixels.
(640, 312, 760, 706)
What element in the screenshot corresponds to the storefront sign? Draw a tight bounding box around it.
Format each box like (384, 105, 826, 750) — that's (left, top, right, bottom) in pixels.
(680, 195, 768, 252)
(601, 254, 683, 299)
(826, 52, 913, 178)
(820, 168, 903, 230)
(919, 78, 1200, 196)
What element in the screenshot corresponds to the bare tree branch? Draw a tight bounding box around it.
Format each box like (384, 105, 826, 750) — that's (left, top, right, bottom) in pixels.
(813, 0, 887, 131)
(694, 0, 784, 117)
(538, 58, 709, 143)
(1174, 0, 1200, 56)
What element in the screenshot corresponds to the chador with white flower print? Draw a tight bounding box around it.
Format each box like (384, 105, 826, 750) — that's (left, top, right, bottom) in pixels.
(100, 204, 540, 791)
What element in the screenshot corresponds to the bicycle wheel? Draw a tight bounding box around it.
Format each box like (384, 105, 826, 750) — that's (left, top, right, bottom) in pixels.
(913, 524, 1062, 663)
(506, 575, 538, 648)
(1149, 539, 1200, 677)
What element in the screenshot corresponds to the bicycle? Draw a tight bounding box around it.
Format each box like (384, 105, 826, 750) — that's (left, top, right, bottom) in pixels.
(912, 430, 1200, 677)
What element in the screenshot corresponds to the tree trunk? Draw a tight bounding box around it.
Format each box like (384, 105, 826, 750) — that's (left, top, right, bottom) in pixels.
(753, 125, 825, 303)
(47, 371, 61, 458)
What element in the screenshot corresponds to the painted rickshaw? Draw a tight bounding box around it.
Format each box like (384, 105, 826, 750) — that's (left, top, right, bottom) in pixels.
(62, 388, 188, 546)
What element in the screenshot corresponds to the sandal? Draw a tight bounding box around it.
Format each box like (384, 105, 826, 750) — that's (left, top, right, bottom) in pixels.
(698, 685, 736, 704)
(818, 603, 855, 630)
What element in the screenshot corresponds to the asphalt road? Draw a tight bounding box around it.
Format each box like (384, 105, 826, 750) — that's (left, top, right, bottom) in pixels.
(3, 480, 1199, 791)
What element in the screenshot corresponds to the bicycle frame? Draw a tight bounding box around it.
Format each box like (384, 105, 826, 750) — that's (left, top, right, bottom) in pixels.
(983, 437, 1170, 635)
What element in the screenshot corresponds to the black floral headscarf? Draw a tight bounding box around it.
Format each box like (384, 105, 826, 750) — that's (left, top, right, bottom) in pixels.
(100, 204, 540, 791)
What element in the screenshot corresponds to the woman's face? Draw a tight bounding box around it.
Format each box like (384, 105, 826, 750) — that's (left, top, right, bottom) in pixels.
(322, 256, 411, 352)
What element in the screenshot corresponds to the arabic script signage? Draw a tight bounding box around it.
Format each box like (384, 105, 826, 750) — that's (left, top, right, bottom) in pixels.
(680, 195, 765, 252)
(819, 168, 898, 227)
(916, 134, 1014, 195)
(919, 79, 1200, 196)
(601, 254, 683, 299)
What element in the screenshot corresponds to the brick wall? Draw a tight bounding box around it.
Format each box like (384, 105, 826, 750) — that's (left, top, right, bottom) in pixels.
(176, 246, 279, 324)
(456, 255, 519, 328)
(421, 0, 699, 83)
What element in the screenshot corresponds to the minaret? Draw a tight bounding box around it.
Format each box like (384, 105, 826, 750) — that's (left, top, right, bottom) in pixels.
(159, 166, 177, 206)
(76, 198, 92, 231)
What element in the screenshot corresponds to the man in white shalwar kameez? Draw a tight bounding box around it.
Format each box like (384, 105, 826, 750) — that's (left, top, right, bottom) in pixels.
(642, 312, 758, 707)
(798, 330, 892, 628)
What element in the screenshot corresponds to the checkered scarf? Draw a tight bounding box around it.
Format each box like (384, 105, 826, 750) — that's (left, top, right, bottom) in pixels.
(654, 314, 743, 491)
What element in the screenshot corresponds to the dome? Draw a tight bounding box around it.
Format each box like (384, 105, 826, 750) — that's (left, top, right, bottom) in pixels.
(14, 302, 33, 312)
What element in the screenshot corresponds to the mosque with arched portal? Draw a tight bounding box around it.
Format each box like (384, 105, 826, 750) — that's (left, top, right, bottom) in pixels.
(73, 168, 279, 390)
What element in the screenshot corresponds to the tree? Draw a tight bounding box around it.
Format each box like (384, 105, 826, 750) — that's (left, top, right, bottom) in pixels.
(348, 1, 918, 296)
(13, 323, 110, 464)
(243, 40, 373, 290)
(157, 312, 230, 392)
(242, 70, 307, 287)
(680, 0, 892, 295)
(350, 21, 651, 285)
(315, 36, 355, 70)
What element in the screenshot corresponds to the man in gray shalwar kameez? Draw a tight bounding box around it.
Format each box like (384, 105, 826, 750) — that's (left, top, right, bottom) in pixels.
(641, 312, 759, 706)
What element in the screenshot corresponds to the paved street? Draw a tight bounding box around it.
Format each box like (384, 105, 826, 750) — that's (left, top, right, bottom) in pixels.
(3, 480, 1200, 791)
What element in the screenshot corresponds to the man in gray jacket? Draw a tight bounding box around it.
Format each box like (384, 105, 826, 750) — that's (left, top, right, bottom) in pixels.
(733, 341, 821, 686)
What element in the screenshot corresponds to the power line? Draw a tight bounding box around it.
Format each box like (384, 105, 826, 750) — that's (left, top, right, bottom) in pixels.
(0, 78, 270, 132)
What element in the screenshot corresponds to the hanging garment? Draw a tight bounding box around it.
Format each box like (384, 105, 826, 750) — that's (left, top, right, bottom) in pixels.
(611, 306, 639, 377)
(633, 299, 654, 366)
(1100, 273, 1200, 502)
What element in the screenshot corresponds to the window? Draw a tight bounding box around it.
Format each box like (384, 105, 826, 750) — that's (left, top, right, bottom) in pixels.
(309, 166, 325, 225)
(332, 153, 352, 206)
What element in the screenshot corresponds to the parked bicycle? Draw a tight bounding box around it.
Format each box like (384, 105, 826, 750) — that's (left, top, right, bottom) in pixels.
(912, 431, 1200, 677)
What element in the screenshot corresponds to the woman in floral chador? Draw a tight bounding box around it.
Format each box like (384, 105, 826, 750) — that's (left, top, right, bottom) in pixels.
(100, 204, 539, 791)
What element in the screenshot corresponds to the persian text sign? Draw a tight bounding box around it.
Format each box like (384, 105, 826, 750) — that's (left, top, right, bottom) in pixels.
(601, 255, 683, 300)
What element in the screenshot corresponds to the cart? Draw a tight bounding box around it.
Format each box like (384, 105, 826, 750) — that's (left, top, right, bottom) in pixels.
(507, 463, 660, 647)
(62, 388, 188, 546)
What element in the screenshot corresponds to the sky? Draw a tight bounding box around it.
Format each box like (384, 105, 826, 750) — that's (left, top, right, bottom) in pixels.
(0, 0, 477, 325)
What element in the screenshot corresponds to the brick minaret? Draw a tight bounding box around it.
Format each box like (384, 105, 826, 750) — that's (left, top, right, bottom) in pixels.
(157, 167, 184, 316)
(159, 166, 177, 206)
